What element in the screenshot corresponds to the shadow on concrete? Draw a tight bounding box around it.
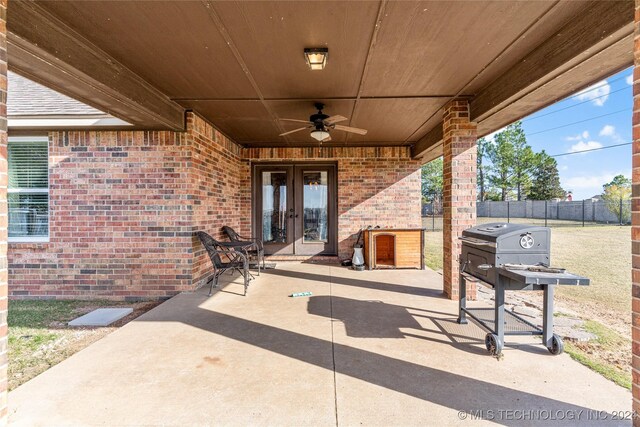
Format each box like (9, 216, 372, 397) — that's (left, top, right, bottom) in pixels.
(308, 295, 421, 338)
(216, 270, 574, 357)
(261, 268, 442, 298)
(160, 295, 615, 426)
(308, 295, 489, 355)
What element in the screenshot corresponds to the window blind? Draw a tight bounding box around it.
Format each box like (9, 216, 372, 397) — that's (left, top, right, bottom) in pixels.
(9, 141, 48, 190)
(8, 140, 49, 240)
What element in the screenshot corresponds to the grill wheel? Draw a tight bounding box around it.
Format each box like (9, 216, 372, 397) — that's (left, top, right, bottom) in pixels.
(485, 333, 503, 356)
(547, 334, 564, 355)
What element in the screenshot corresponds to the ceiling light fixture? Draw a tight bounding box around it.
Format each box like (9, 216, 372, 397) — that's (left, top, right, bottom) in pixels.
(304, 48, 328, 70)
(310, 128, 330, 142)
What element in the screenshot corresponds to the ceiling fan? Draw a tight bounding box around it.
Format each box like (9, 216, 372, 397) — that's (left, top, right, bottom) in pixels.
(278, 103, 367, 142)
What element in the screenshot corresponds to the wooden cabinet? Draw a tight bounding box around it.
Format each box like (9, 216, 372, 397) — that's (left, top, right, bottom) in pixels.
(363, 228, 425, 270)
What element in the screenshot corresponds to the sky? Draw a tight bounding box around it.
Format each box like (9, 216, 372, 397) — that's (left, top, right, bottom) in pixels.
(484, 67, 633, 200)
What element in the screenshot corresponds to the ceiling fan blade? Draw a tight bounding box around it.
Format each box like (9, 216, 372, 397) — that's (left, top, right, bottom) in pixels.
(324, 115, 348, 125)
(333, 124, 368, 135)
(279, 126, 311, 137)
(279, 118, 312, 124)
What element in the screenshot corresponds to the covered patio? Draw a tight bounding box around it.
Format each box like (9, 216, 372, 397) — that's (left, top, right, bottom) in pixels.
(0, 0, 638, 424)
(8, 264, 630, 426)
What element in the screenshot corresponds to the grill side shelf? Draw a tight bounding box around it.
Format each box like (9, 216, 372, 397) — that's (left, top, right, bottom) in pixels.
(496, 268, 590, 286)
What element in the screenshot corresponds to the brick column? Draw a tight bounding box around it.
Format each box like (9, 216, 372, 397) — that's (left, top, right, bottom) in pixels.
(0, 1, 7, 424)
(632, 1, 640, 423)
(442, 99, 477, 300)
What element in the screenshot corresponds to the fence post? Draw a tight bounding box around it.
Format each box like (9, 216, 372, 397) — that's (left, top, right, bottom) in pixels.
(620, 198, 624, 225)
(582, 199, 585, 227)
(507, 201, 510, 223)
(545, 200, 548, 227)
(432, 208, 435, 231)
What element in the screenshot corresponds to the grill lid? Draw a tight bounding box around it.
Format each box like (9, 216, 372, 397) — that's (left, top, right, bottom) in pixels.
(462, 222, 549, 244)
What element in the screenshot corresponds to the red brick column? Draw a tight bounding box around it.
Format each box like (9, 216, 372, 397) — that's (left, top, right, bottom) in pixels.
(632, 1, 640, 423)
(0, 1, 7, 423)
(442, 99, 477, 300)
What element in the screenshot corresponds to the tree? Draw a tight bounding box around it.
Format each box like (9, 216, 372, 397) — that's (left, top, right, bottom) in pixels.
(506, 122, 536, 200)
(421, 157, 443, 210)
(603, 174, 631, 191)
(477, 138, 488, 201)
(486, 129, 514, 201)
(484, 189, 503, 201)
(602, 174, 631, 224)
(526, 151, 565, 200)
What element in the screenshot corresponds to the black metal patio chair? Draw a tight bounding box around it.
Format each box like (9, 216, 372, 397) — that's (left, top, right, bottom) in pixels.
(197, 231, 252, 296)
(222, 226, 265, 275)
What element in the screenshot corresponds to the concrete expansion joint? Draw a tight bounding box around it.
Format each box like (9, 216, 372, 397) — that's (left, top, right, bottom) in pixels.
(327, 266, 339, 427)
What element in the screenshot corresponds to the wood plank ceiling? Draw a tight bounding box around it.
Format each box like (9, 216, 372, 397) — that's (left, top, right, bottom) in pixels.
(10, 0, 634, 151)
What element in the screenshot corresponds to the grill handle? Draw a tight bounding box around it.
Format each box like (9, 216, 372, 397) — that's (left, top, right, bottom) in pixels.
(459, 236, 497, 248)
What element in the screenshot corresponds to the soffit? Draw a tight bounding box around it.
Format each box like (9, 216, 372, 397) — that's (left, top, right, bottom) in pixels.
(29, 1, 621, 147)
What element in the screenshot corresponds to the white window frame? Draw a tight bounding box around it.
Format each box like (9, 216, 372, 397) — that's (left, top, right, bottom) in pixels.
(8, 136, 50, 243)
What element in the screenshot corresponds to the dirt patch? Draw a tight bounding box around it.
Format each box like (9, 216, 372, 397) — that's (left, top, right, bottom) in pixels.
(555, 296, 630, 337)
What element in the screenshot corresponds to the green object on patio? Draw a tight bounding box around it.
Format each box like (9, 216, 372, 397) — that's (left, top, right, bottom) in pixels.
(290, 292, 312, 298)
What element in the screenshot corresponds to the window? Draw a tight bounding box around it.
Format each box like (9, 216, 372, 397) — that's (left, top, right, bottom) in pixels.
(8, 137, 49, 242)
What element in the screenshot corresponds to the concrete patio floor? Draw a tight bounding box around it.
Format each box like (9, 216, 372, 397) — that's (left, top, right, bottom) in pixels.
(9, 263, 631, 426)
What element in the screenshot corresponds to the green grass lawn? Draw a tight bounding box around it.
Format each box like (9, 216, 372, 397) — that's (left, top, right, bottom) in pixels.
(423, 220, 632, 389)
(8, 300, 156, 390)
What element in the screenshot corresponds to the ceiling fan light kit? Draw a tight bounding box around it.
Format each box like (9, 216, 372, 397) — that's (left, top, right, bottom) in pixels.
(310, 129, 330, 142)
(304, 47, 328, 70)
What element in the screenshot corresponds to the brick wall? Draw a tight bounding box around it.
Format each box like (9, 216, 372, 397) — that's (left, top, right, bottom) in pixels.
(188, 114, 248, 286)
(8, 113, 246, 299)
(0, 0, 8, 421)
(632, 0, 640, 421)
(243, 147, 422, 259)
(9, 130, 193, 300)
(442, 99, 477, 300)
(8, 121, 422, 299)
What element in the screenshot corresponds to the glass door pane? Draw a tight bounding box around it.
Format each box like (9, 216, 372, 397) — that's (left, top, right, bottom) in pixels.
(294, 165, 335, 255)
(261, 171, 288, 244)
(302, 171, 328, 243)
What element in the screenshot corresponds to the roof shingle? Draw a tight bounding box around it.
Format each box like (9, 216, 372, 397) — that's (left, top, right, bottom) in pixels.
(7, 71, 108, 117)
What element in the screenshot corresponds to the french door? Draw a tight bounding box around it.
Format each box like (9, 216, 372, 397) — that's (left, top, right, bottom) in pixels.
(254, 164, 337, 255)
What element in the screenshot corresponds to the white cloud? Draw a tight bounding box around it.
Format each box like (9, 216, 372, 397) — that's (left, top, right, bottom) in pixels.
(560, 165, 569, 171)
(564, 175, 610, 190)
(575, 80, 611, 106)
(563, 172, 629, 198)
(569, 140, 602, 153)
(598, 124, 624, 143)
(627, 74, 634, 86)
(599, 125, 615, 137)
(566, 131, 589, 141)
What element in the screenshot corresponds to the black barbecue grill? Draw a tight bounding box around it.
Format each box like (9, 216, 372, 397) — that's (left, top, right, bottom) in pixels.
(456, 223, 589, 356)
